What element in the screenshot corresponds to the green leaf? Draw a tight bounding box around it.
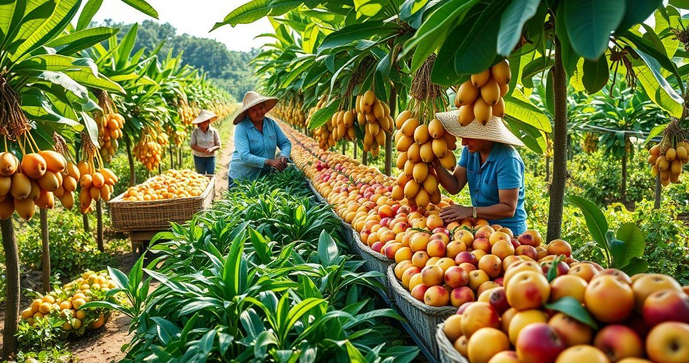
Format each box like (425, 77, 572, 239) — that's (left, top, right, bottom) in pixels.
(566, 195, 610, 259)
(633, 48, 684, 118)
(504, 117, 547, 154)
(116, 22, 138, 69)
(374, 52, 391, 101)
(318, 21, 398, 51)
(317, 230, 339, 266)
(212, 0, 271, 29)
(248, 228, 272, 265)
(520, 56, 554, 89)
(555, 6, 580, 78)
(618, 0, 662, 32)
(353, 0, 384, 17)
(37, 71, 88, 100)
(544, 297, 599, 330)
(563, 0, 626, 60)
(610, 223, 645, 268)
(453, 1, 510, 75)
(0, 0, 25, 47)
(582, 56, 609, 94)
(308, 100, 338, 130)
(504, 89, 552, 132)
(621, 31, 685, 93)
(497, 0, 540, 56)
(77, 0, 103, 30)
(644, 123, 667, 145)
(669, 0, 689, 9)
(151, 317, 181, 345)
(345, 340, 368, 363)
(621, 257, 649, 275)
(433, 9, 482, 86)
(121, 0, 158, 19)
(12, 0, 81, 62)
(80, 111, 100, 147)
(47, 26, 118, 55)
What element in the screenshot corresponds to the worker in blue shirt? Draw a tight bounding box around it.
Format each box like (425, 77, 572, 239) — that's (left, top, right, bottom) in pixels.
(228, 91, 292, 185)
(433, 113, 527, 235)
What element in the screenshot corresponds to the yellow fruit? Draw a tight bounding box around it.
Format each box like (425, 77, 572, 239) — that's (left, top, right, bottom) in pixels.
(456, 81, 480, 106)
(92, 172, 105, 188)
(415, 189, 430, 207)
(413, 162, 429, 183)
(14, 197, 36, 220)
(474, 97, 493, 125)
(471, 70, 491, 87)
(77, 160, 91, 176)
(39, 302, 53, 314)
(21, 153, 47, 179)
(432, 138, 448, 158)
(60, 192, 74, 209)
(11, 172, 31, 199)
(363, 90, 375, 106)
(396, 110, 412, 129)
(493, 98, 505, 118)
(677, 146, 688, 160)
(440, 153, 457, 170)
(458, 104, 475, 126)
(500, 83, 509, 97)
(0, 196, 14, 219)
(401, 118, 419, 137)
(0, 152, 19, 176)
(39, 150, 66, 173)
(414, 124, 430, 144)
(428, 119, 445, 139)
(419, 142, 435, 163)
(408, 143, 421, 163)
(666, 148, 677, 161)
(37, 171, 60, 192)
(423, 174, 439, 195)
(480, 79, 501, 105)
(404, 180, 421, 198)
(491, 60, 511, 85)
(63, 176, 77, 192)
(66, 162, 80, 180)
(0, 176, 11, 195)
(21, 308, 34, 319)
(36, 189, 54, 209)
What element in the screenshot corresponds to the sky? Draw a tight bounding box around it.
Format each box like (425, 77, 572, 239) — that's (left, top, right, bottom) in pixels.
(90, 0, 273, 52)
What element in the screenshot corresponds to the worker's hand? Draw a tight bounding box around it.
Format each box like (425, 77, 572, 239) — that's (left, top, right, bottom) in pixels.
(278, 156, 289, 167)
(440, 205, 473, 223)
(266, 159, 286, 172)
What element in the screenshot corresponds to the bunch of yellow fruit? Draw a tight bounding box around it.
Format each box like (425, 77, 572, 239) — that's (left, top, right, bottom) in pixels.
(356, 90, 393, 157)
(77, 160, 118, 213)
(455, 60, 511, 125)
(123, 169, 208, 201)
(273, 97, 306, 128)
(583, 133, 599, 153)
(20, 271, 115, 333)
(133, 126, 167, 171)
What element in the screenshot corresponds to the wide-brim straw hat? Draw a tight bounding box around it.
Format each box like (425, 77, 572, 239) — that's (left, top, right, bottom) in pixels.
(192, 110, 218, 124)
(233, 91, 279, 125)
(435, 111, 525, 147)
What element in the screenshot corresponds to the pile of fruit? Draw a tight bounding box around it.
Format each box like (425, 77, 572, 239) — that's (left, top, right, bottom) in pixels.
(648, 120, 688, 186)
(356, 90, 393, 157)
(454, 60, 510, 125)
(133, 125, 168, 171)
(441, 262, 689, 363)
(122, 169, 208, 201)
(20, 270, 117, 334)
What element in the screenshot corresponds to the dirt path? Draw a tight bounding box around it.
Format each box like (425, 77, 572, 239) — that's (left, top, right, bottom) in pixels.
(214, 107, 240, 199)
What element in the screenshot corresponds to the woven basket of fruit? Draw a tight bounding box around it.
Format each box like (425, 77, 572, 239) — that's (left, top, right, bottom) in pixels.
(436, 323, 469, 363)
(109, 170, 215, 231)
(351, 233, 394, 293)
(387, 264, 456, 360)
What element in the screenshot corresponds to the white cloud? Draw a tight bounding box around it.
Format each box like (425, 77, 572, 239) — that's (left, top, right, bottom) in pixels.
(90, 0, 273, 52)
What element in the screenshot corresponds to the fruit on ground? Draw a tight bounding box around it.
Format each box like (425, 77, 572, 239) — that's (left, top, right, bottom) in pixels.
(585, 275, 634, 323)
(594, 325, 644, 362)
(555, 345, 609, 363)
(468, 328, 510, 363)
(516, 323, 566, 363)
(645, 322, 689, 363)
(461, 302, 501, 338)
(505, 270, 550, 310)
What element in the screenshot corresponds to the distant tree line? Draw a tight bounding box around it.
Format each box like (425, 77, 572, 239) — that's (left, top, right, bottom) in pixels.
(100, 19, 258, 101)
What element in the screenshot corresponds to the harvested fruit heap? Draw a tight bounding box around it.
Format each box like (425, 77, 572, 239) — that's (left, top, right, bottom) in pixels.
(648, 118, 688, 187)
(583, 132, 599, 153)
(123, 169, 208, 201)
(133, 124, 168, 171)
(95, 91, 125, 162)
(393, 55, 457, 208)
(356, 90, 393, 157)
(455, 60, 510, 126)
(77, 134, 118, 213)
(20, 270, 118, 334)
(441, 263, 689, 363)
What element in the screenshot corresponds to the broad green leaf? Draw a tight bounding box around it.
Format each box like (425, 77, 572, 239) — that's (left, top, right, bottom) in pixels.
(302, 24, 319, 54)
(520, 56, 554, 88)
(121, 0, 158, 19)
(555, 6, 580, 78)
(644, 123, 667, 145)
(318, 21, 398, 51)
(63, 69, 125, 94)
(453, 1, 510, 75)
(37, 71, 88, 100)
(504, 117, 547, 154)
(633, 48, 684, 117)
(618, 0, 662, 32)
(621, 31, 685, 92)
(248, 228, 271, 265)
(433, 11, 481, 86)
(5, 1, 54, 58)
(12, 0, 80, 62)
(669, 0, 689, 9)
(610, 223, 645, 268)
(80, 111, 100, 147)
(345, 340, 367, 363)
(353, 0, 384, 17)
(116, 23, 138, 69)
(0, 0, 24, 47)
(77, 0, 103, 30)
(151, 317, 181, 345)
(582, 56, 609, 94)
(566, 195, 610, 258)
(497, 0, 540, 56)
(47, 26, 118, 55)
(308, 100, 339, 130)
(317, 230, 339, 266)
(563, 0, 625, 60)
(621, 257, 649, 275)
(504, 89, 552, 132)
(544, 297, 599, 330)
(212, 0, 271, 29)
(374, 51, 391, 101)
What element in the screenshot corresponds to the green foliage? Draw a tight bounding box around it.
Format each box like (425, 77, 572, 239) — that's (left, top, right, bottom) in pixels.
(14, 348, 74, 363)
(15, 317, 67, 353)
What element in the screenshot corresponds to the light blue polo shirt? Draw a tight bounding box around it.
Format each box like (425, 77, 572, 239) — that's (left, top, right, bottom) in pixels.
(228, 117, 292, 181)
(458, 143, 527, 234)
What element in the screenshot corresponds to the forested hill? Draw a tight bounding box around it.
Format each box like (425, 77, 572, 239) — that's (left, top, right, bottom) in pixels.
(100, 19, 258, 101)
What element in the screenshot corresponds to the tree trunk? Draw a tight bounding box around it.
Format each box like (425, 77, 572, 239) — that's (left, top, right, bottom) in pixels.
(545, 155, 550, 181)
(385, 86, 397, 176)
(41, 208, 50, 293)
(654, 174, 661, 209)
(546, 39, 568, 242)
(169, 144, 174, 169)
(96, 200, 104, 252)
(83, 213, 90, 233)
(353, 142, 358, 160)
(177, 148, 182, 167)
(125, 137, 136, 187)
(621, 138, 628, 203)
(342, 142, 346, 155)
(158, 162, 162, 175)
(2, 218, 19, 360)
(362, 151, 368, 166)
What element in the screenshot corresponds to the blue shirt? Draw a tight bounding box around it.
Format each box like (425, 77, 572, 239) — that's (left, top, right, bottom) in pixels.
(229, 117, 292, 181)
(458, 143, 527, 235)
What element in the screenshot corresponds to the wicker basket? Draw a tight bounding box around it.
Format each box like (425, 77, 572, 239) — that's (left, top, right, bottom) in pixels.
(108, 175, 215, 232)
(388, 264, 457, 360)
(436, 323, 470, 363)
(352, 233, 394, 293)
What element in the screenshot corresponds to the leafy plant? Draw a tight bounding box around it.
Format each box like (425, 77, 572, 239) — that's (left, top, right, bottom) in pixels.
(15, 316, 66, 353)
(566, 195, 648, 275)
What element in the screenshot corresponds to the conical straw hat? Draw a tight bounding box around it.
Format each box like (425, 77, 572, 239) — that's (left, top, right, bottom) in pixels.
(233, 91, 279, 125)
(435, 111, 525, 147)
(191, 110, 218, 124)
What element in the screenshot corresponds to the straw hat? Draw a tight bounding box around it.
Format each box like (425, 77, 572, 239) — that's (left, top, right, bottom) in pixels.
(191, 110, 218, 125)
(436, 111, 525, 147)
(233, 91, 279, 125)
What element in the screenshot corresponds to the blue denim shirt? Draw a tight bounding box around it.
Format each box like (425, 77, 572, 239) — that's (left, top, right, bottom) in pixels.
(458, 143, 527, 234)
(228, 117, 292, 181)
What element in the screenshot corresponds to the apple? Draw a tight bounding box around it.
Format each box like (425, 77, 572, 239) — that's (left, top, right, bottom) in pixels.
(643, 289, 689, 327)
(594, 325, 644, 361)
(455, 251, 478, 266)
(516, 323, 566, 363)
(645, 322, 689, 363)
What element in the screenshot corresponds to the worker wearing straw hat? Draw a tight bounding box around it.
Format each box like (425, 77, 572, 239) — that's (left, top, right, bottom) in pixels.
(433, 113, 527, 235)
(189, 110, 221, 175)
(228, 91, 292, 184)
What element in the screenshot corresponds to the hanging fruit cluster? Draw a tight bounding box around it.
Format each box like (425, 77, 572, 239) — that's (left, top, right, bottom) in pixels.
(310, 97, 334, 150)
(330, 109, 357, 143)
(454, 60, 510, 126)
(177, 99, 196, 127)
(583, 132, 599, 153)
(273, 96, 306, 129)
(95, 91, 125, 162)
(392, 55, 456, 208)
(167, 126, 187, 147)
(648, 120, 688, 186)
(78, 135, 118, 213)
(356, 90, 393, 157)
(133, 125, 168, 171)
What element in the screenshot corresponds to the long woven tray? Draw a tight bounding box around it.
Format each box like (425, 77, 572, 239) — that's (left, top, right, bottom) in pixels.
(108, 175, 215, 232)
